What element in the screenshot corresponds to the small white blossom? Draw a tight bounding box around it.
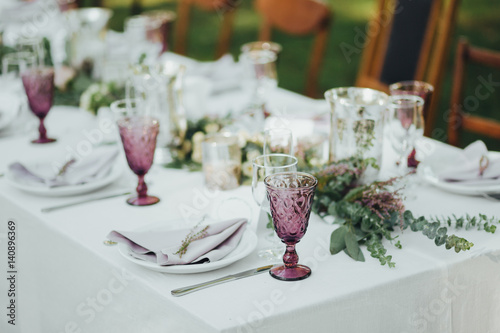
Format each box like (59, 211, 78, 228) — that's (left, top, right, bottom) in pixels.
(246, 150, 260, 162)
(242, 161, 253, 177)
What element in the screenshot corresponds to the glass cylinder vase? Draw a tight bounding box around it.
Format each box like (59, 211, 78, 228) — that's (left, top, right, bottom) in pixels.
(325, 87, 389, 182)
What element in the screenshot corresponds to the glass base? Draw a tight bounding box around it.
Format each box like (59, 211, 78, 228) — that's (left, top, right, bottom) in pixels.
(269, 264, 311, 281)
(126, 195, 160, 206)
(32, 137, 56, 144)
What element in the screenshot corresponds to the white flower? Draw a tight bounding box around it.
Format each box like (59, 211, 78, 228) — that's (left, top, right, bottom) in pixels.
(242, 161, 253, 177)
(246, 149, 260, 162)
(309, 158, 323, 168)
(192, 131, 205, 143)
(191, 132, 205, 163)
(182, 140, 192, 154)
(204, 123, 219, 134)
(237, 130, 249, 148)
(79, 90, 92, 111)
(192, 148, 203, 163)
(99, 84, 110, 95)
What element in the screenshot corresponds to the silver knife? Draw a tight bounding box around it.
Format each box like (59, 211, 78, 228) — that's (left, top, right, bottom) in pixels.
(171, 265, 274, 297)
(41, 191, 131, 213)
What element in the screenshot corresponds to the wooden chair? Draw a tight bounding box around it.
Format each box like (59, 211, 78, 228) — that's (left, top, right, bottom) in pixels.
(255, 0, 332, 98)
(447, 38, 500, 147)
(355, 0, 460, 136)
(174, 0, 238, 59)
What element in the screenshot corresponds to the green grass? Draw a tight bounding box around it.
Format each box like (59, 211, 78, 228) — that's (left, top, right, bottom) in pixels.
(83, 0, 500, 149)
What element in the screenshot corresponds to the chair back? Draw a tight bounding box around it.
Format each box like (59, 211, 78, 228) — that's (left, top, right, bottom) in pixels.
(255, 0, 332, 97)
(356, 0, 460, 136)
(174, 0, 238, 59)
(448, 38, 500, 146)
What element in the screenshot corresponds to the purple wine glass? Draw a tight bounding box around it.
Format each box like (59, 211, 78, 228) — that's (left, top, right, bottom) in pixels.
(118, 116, 160, 206)
(21, 67, 56, 144)
(265, 172, 317, 281)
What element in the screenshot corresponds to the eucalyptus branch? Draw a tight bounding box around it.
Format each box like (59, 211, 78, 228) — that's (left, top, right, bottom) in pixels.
(315, 157, 500, 268)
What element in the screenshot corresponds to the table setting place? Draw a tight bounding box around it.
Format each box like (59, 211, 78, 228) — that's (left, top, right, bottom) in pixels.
(0, 2, 500, 333)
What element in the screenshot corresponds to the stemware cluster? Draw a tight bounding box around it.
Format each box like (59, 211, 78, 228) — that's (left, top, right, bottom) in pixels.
(252, 128, 296, 260)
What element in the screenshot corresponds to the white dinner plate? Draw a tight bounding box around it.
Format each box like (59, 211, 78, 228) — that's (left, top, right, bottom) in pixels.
(420, 149, 500, 196)
(117, 222, 258, 274)
(5, 161, 123, 197)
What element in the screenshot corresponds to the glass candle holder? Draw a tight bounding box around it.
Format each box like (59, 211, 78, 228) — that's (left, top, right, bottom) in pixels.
(325, 87, 388, 183)
(202, 133, 242, 191)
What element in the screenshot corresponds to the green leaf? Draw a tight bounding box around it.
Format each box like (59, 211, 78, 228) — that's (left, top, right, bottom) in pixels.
(327, 202, 337, 217)
(343, 185, 367, 202)
(330, 225, 348, 254)
(266, 213, 273, 229)
(344, 231, 365, 262)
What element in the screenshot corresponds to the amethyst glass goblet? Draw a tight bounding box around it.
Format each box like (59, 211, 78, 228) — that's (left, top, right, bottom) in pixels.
(21, 67, 56, 144)
(265, 172, 317, 281)
(118, 116, 160, 206)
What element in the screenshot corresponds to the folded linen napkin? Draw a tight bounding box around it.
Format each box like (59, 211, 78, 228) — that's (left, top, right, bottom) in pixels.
(437, 141, 500, 186)
(107, 218, 248, 266)
(8, 146, 119, 187)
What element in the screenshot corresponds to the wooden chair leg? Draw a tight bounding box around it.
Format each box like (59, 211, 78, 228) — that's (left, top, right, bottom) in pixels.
(447, 38, 468, 147)
(216, 9, 236, 59)
(305, 19, 330, 98)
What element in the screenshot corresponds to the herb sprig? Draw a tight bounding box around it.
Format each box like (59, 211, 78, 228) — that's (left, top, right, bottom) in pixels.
(174, 225, 209, 258)
(312, 158, 499, 267)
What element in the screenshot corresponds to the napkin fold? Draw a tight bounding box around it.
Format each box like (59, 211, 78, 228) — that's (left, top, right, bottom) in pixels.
(438, 141, 500, 186)
(107, 218, 248, 266)
(8, 146, 119, 188)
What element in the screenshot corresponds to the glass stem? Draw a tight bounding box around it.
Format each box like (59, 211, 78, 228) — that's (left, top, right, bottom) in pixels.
(283, 244, 298, 268)
(38, 116, 47, 140)
(136, 175, 148, 198)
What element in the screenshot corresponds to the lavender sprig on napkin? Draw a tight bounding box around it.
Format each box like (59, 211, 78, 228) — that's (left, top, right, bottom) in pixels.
(107, 218, 248, 266)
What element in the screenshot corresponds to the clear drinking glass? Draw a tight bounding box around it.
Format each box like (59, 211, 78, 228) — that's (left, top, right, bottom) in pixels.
(265, 172, 317, 281)
(389, 80, 433, 165)
(239, 49, 278, 130)
(263, 128, 293, 155)
(388, 95, 425, 172)
(127, 61, 187, 164)
(21, 67, 56, 144)
(201, 133, 242, 191)
(241, 41, 282, 57)
(118, 115, 160, 206)
(15, 36, 46, 66)
(252, 154, 297, 260)
(141, 10, 177, 54)
(389, 81, 433, 119)
(2, 52, 36, 82)
(109, 98, 142, 143)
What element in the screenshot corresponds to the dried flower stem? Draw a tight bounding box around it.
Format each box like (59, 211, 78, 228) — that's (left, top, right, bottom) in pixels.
(174, 225, 209, 258)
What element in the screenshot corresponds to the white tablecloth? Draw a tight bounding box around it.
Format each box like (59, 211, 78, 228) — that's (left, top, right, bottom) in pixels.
(0, 88, 499, 333)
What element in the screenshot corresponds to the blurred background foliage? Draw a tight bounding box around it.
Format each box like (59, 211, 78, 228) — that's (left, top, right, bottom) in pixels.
(80, 0, 500, 149)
